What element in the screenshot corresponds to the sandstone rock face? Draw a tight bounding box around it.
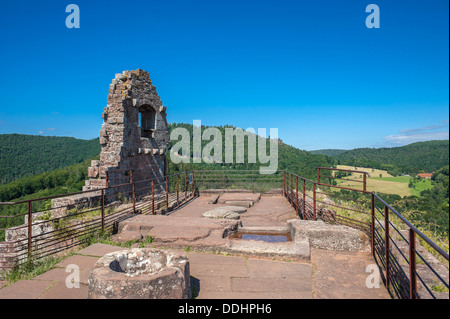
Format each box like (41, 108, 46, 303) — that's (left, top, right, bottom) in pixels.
(202, 209, 241, 220)
(201, 206, 247, 220)
(83, 69, 169, 196)
(88, 248, 191, 299)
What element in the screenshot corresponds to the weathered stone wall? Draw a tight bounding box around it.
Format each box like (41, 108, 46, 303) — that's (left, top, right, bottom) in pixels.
(84, 69, 169, 194)
(0, 70, 170, 276)
(0, 212, 55, 276)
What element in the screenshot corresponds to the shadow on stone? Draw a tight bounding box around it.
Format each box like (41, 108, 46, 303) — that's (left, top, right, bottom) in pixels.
(190, 276, 200, 299)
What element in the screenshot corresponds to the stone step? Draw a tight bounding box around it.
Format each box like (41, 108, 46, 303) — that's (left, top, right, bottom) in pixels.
(228, 237, 311, 260)
(217, 193, 261, 205)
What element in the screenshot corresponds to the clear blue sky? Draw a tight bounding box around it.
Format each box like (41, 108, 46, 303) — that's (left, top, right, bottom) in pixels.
(0, 0, 448, 150)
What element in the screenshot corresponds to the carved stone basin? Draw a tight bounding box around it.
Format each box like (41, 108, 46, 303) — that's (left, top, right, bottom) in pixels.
(88, 248, 191, 299)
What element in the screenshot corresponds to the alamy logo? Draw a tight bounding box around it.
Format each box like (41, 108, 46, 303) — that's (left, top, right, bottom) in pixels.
(66, 4, 80, 29)
(365, 264, 381, 288)
(366, 4, 380, 29)
(65, 264, 80, 288)
(170, 120, 279, 174)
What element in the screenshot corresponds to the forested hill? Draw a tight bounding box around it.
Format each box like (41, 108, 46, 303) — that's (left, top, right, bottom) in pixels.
(0, 126, 335, 189)
(0, 134, 101, 185)
(334, 140, 449, 175)
(0, 124, 335, 202)
(166, 123, 336, 180)
(2, 132, 447, 187)
(309, 149, 348, 157)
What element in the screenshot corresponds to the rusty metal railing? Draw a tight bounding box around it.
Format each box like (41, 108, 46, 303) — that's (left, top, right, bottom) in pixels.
(316, 167, 370, 192)
(282, 169, 449, 299)
(371, 193, 449, 299)
(193, 170, 283, 194)
(0, 170, 195, 275)
(283, 170, 372, 231)
(1, 167, 448, 300)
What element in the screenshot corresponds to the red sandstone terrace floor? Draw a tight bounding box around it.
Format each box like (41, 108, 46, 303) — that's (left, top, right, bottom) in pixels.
(0, 195, 390, 299)
(0, 243, 389, 299)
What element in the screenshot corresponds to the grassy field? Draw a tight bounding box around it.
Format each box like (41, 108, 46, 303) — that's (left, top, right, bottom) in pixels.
(409, 178, 434, 196)
(335, 165, 433, 197)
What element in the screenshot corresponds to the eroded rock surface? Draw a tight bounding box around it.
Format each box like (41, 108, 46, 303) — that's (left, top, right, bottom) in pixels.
(112, 215, 240, 250)
(84, 69, 169, 193)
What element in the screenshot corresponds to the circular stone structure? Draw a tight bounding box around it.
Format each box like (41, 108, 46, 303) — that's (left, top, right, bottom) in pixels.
(88, 248, 191, 299)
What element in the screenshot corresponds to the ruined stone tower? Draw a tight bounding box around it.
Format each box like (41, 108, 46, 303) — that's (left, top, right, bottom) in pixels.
(83, 69, 169, 192)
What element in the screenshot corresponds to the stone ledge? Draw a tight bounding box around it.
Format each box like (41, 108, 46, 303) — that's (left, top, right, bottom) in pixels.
(288, 219, 370, 252)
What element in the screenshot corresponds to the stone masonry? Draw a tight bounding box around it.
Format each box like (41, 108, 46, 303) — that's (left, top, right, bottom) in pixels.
(84, 69, 169, 194)
(0, 70, 170, 276)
